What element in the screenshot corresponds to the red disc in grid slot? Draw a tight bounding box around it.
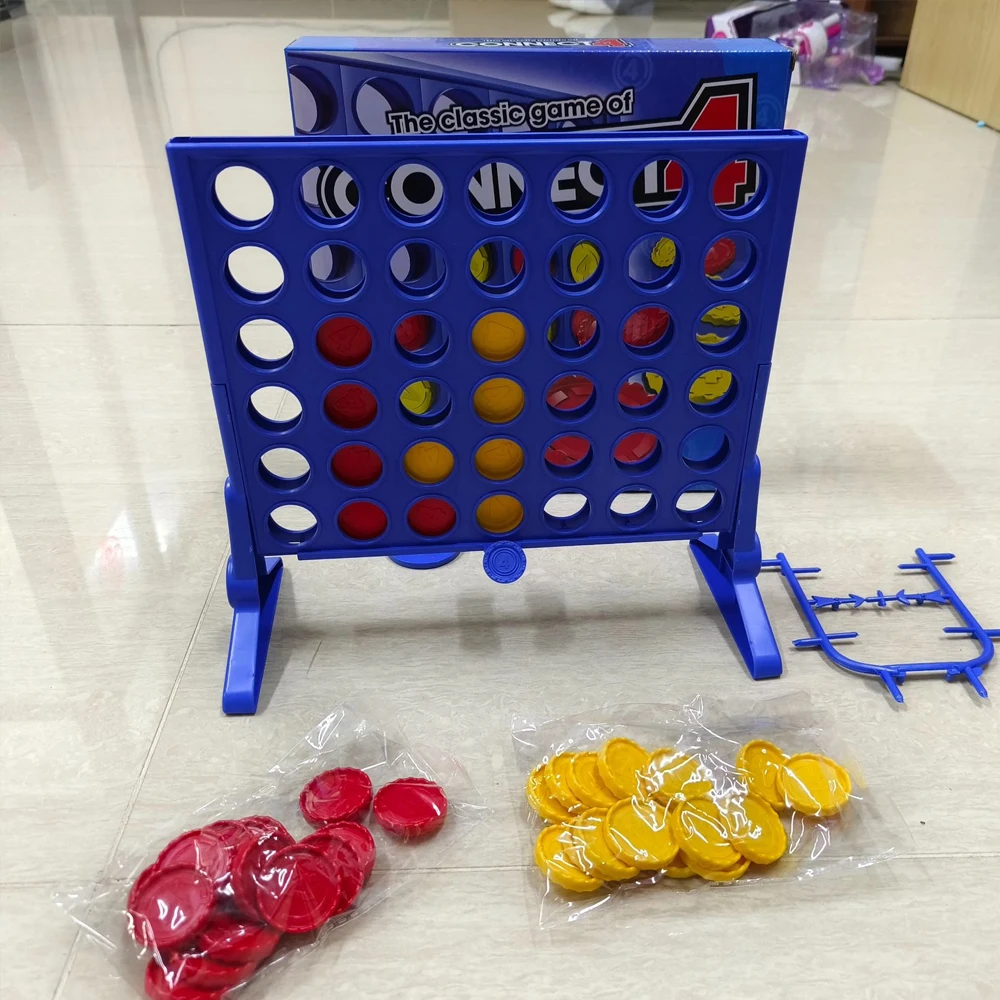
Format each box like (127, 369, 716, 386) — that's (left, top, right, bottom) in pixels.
(614, 431, 659, 465)
(511, 246, 525, 274)
(324, 383, 378, 429)
(407, 497, 457, 537)
(571, 309, 597, 347)
(704, 237, 737, 277)
(546, 374, 594, 413)
(623, 307, 670, 349)
(337, 501, 387, 540)
(331, 444, 383, 487)
(545, 434, 591, 468)
(395, 315, 431, 352)
(317, 316, 372, 367)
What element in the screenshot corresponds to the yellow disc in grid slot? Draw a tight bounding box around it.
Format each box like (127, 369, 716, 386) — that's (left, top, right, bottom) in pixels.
(603, 797, 679, 870)
(400, 379, 435, 415)
(566, 752, 618, 810)
(474, 438, 524, 481)
(403, 441, 454, 485)
(544, 753, 584, 813)
(525, 764, 573, 824)
(568, 240, 601, 283)
(669, 797, 742, 871)
(701, 304, 741, 327)
(780, 754, 852, 817)
(597, 738, 650, 799)
(475, 493, 524, 534)
(470, 243, 495, 284)
(735, 740, 788, 810)
(566, 808, 639, 881)
(471, 311, 525, 363)
(534, 824, 603, 893)
(689, 369, 733, 406)
(720, 793, 787, 865)
(649, 237, 677, 269)
(473, 377, 525, 424)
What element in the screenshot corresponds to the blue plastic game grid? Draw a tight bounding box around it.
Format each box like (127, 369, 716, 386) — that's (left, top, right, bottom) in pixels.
(167, 130, 807, 713)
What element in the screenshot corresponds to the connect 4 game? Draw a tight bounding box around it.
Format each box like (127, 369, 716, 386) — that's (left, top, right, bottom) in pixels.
(167, 127, 806, 714)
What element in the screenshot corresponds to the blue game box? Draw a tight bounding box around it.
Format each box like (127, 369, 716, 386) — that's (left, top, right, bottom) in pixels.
(285, 36, 793, 138)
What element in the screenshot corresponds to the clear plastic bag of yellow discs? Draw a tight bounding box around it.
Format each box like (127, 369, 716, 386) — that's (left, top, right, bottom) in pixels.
(512, 694, 906, 928)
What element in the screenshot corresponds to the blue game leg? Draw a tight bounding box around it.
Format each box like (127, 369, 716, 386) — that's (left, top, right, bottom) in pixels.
(690, 532, 781, 679)
(221, 475, 283, 715)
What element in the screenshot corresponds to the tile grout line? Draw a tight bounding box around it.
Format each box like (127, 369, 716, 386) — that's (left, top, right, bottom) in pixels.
(51, 542, 229, 1000)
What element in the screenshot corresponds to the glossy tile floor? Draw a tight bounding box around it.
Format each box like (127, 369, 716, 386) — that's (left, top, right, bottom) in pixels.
(2, 2, 999, 998)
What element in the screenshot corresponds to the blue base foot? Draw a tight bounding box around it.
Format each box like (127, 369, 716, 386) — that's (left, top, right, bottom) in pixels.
(390, 552, 460, 570)
(222, 555, 283, 715)
(691, 534, 782, 680)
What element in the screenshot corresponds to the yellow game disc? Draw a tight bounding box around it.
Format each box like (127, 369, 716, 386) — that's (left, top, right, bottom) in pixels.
(701, 304, 741, 327)
(526, 765, 573, 824)
(473, 377, 525, 423)
(780, 754, 852, 817)
(470, 243, 495, 284)
(403, 441, 454, 484)
(686, 854, 751, 883)
(475, 493, 523, 534)
(568, 240, 601, 283)
(471, 311, 526, 363)
(597, 738, 650, 799)
(661, 855, 695, 879)
(603, 797, 679, 870)
(649, 237, 677, 269)
(566, 809, 639, 881)
(695, 331, 727, 345)
(400, 380, 435, 415)
(566, 752, 618, 810)
(721, 793, 787, 865)
(735, 740, 788, 810)
(670, 797, 742, 871)
(474, 438, 524, 481)
(689, 369, 733, 406)
(645, 748, 713, 803)
(645, 372, 664, 394)
(544, 754, 584, 813)
(534, 825, 603, 893)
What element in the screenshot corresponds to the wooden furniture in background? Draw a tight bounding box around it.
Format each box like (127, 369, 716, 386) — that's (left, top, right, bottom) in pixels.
(901, 0, 1000, 129)
(845, 0, 917, 54)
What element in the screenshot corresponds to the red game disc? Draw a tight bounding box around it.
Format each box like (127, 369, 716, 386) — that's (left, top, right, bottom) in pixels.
(544, 434, 591, 468)
(304, 821, 376, 881)
(316, 316, 372, 367)
(337, 500, 388, 541)
(255, 844, 342, 934)
(145, 961, 229, 1000)
(614, 431, 659, 465)
(622, 307, 670, 348)
(300, 768, 373, 826)
(331, 443, 383, 488)
(230, 829, 294, 919)
(240, 816, 292, 843)
(323, 383, 378, 430)
(546, 374, 594, 412)
(373, 777, 448, 840)
(156, 828, 232, 883)
(127, 863, 161, 916)
(198, 914, 282, 965)
(129, 866, 214, 950)
(511, 246, 525, 275)
(704, 237, 737, 277)
(395, 315, 431, 353)
(571, 309, 597, 347)
(617, 381, 657, 409)
(407, 497, 457, 537)
(300, 832, 366, 914)
(163, 952, 256, 991)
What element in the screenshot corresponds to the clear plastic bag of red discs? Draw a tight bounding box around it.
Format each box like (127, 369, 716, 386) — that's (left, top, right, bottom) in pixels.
(512, 693, 908, 928)
(57, 704, 486, 998)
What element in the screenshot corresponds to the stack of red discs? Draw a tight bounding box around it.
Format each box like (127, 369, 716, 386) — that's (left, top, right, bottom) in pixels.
(129, 768, 448, 999)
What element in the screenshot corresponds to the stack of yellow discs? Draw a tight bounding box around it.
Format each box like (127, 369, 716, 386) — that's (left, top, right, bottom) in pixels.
(527, 737, 853, 893)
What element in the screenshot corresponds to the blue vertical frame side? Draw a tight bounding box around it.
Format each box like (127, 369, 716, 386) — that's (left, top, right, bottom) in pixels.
(167, 152, 283, 715)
